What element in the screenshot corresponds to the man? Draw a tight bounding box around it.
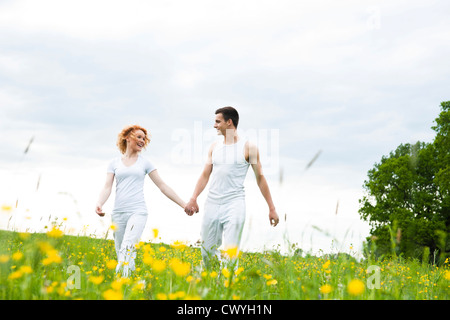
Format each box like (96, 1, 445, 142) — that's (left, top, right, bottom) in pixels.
(185, 106, 279, 268)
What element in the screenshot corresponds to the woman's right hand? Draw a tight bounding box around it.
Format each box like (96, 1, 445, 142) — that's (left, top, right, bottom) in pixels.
(95, 205, 105, 217)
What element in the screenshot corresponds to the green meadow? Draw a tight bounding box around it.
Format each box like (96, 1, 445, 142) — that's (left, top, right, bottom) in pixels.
(0, 228, 448, 300)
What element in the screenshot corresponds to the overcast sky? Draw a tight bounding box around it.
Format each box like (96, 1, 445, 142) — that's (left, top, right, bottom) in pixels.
(1, 0, 449, 253)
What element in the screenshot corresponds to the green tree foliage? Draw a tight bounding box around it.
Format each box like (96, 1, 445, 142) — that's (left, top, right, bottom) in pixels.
(359, 101, 449, 262)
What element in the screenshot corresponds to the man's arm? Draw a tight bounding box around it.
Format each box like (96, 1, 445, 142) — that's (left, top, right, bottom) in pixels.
(247, 142, 279, 226)
(184, 142, 216, 215)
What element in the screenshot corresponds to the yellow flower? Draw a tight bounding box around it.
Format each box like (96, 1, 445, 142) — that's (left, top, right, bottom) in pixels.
(170, 258, 190, 277)
(322, 260, 331, 269)
(47, 227, 64, 238)
(110, 223, 118, 231)
(42, 249, 62, 265)
(151, 259, 166, 272)
(12, 251, 23, 261)
(159, 246, 167, 252)
(143, 253, 153, 265)
(152, 228, 159, 239)
(266, 279, 278, 286)
(347, 279, 365, 296)
(320, 284, 332, 294)
(234, 267, 244, 276)
(89, 275, 104, 285)
(156, 293, 167, 300)
(1, 204, 12, 212)
(38, 241, 54, 253)
(169, 291, 186, 300)
(0, 254, 9, 263)
(132, 282, 145, 292)
(223, 246, 239, 259)
(444, 270, 450, 281)
(263, 274, 272, 280)
(170, 240, 186, 250)
(106, 259, 118, 270)
(209, 271, 218, 278)
(222, 267, 231, 279)
(19, 265, 33, 274)
(103, 289, 123, 300)
(8, 270, 23, 280)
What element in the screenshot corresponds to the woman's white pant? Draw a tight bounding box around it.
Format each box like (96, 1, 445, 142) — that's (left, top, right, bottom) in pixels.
(200, 198, 245, 269)
(111, 211, 147, 277)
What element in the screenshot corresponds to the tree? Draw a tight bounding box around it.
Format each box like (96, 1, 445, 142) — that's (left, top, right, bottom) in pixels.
(359, 101, 449, 262)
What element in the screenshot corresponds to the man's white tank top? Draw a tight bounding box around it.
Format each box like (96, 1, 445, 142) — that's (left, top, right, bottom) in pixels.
(207, 138, 250, 204)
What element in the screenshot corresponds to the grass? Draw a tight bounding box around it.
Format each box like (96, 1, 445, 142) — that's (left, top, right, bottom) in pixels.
(0, 228, 449, 300)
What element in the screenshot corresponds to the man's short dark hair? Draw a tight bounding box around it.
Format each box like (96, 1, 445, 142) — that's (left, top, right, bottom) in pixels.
(215, 106, 239, 128)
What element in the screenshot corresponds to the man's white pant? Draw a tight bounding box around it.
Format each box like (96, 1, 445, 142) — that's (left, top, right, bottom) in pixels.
(200, 198, 246, 269)
(111, 211, 147, 277)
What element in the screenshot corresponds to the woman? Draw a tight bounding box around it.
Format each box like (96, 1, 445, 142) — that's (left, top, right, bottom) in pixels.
(95, 125, 187, 277)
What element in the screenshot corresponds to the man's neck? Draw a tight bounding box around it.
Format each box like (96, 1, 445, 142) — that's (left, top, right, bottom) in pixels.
(223, 129, 239, 145)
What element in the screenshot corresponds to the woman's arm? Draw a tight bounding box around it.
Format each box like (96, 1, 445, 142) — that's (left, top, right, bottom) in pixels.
(148, 170, 186, 210)
(95, 172, 115, 216)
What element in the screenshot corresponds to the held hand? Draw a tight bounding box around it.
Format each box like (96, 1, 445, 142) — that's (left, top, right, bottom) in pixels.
(269, 208, 279, 227)
(184, 198, 199, 216)
(95, 205, 105, 217)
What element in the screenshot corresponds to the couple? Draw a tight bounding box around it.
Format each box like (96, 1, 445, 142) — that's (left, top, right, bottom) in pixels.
(95, 107, 279, 276)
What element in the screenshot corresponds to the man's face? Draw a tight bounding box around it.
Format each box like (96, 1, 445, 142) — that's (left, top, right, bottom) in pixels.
(214, 113, 230, 136)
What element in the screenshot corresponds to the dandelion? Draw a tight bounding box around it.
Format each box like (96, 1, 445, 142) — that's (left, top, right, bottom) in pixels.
(12, 251, 23, 261)
(209, 271, 218, 278)
(19, 265, 33, 274)
(266, 279, 278, 286)
(103, 289, 123, 300)
(151, 259, 166, 272)
(152, 228, 159, 239)
(106, 259, 118, 270)
(234, 267, 244, 276)
(444, 270, 450, 281)
(322, 260, 331, 270)
(8, 270, 23, 280)
(132, 281, 145, 292)
(143, 253, 153, 265)
(222, 267, 231, 279)
(320, 284, 332, 294)
(223, 246, 239, 259)
(347, 279, 365, 296)
(42, 249, 62, 265)
(47, 226, 64, 238)
(156, 293, 167, 300)
(110, 223, 118, 231)
(159, 246, 167, 252)
(170, 258, 190, 277)
(170, 240, 186, 250)
(89, 275, 104, 285)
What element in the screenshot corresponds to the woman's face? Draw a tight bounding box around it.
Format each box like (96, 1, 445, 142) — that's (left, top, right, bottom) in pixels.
(126, 129, 146, 152)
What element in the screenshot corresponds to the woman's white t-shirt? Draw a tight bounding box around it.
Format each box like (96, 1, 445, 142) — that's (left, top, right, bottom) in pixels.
(107, 155, 156, 215)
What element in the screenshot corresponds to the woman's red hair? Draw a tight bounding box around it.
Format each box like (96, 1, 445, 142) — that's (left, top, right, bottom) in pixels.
(116, 125, 151, 154)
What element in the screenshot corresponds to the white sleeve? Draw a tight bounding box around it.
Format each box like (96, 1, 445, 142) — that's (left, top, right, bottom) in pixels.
(107, 158, 116, 174)
(144, 158, 157, 174)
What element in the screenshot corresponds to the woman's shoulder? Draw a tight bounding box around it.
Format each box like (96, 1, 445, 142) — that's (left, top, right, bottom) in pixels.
(139, 155, 157, 171)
